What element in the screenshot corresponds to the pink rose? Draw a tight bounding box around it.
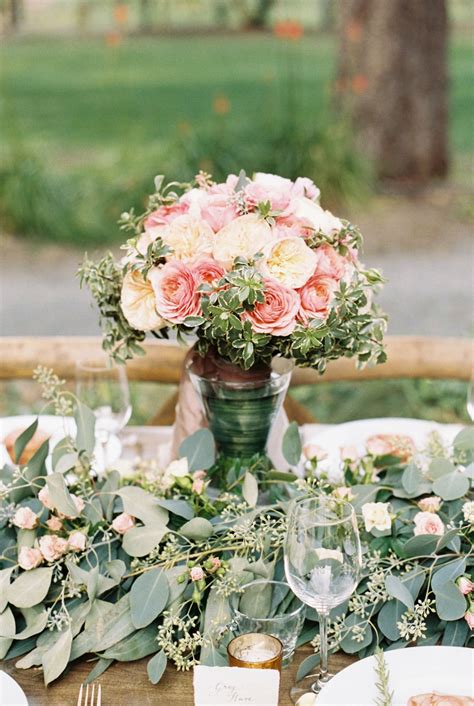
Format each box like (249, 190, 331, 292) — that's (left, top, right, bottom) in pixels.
(144, 201, 189, 233)
(112, 512, 135, 535)
(39, 534, 68, 562)
(12, 506, 38, 530)
(192, 478, 205, 495)
(193, 470, 207, 480)
(188, 183, 237, 232)
(340, 445, 359, 463)
(242, 278, 300, 336)
(316, 244, 351, 281)
(68, 531, 87, 552)
(457, 576, 474, 595)
(366, 434, 415, 462)
(464, 609, 474, 630)
(192, 257, 227, 286)
(190, 566, 205, 581)
(18, 546, 43, 571)
(46, 517, 63, 532)
(245, 173, 294, 212)
(149, 261, 201, 324)
(291, 177, 320, 201)
(413, 511, 445, 536)
(38, 486, 55, 510)
(303, 443, 327, 461)
(417, 496, 442, 513)
(297, 273, 337, 324)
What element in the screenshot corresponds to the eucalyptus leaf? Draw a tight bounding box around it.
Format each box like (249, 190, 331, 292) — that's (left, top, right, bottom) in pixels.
(434, 580, 467, 621)
(340, 619, 373, 653)
(179, 428, 216, 471)
(441, 618, 469, 646)
(428, 458, 456, 480)
(74, 400, 96, 455)
(431, 557, 466, 592)
(14, 605, 48, 640)
(242, 472, 258, 508)
(432, 472, 469, 501)
(13, 419, 38, 464)
(385, 575, 414, 610)
(116, 487, 168, 527)
(296, 652, 320, 681)
(401, 463, 424, 495)
(55, 452, 79, 475)
(282, 422, 302, 466)
(154, 498, 194, 520)
(130, 568, 169, 629)
(85, 658, 114, 684)
(377, 599, 405, 641)
(239, 583, 272, 620)
(0, 606, 16, 639)
(402, 534, 439, 558)
(0, 637, 13, 660)
(0, 568, 13, 612)
(99, 625, 158, 661)
(180, 517, 213, 541)
(7, 567, 53, 609)
(349, 484, 379, 511)
(105, 560, 126, 582)
(42, 626, 72, 685)
(5, 635, 37, 660)
(99, 471, 120, 520)
(436, 527, 461, 552)
(71, 594, 135, 659)
(122, 525, 168, 557)
(147, 650, 167, 685)
(453, 427, 474, 452)
(46, 472, 79, 518)
(200, 587, 231, 665)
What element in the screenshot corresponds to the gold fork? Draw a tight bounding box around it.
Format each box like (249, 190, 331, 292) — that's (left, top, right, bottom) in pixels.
(77, 682, 102, 706)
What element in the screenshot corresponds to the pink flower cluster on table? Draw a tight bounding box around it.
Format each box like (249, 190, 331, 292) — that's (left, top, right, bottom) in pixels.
(120, 172, 360, 336)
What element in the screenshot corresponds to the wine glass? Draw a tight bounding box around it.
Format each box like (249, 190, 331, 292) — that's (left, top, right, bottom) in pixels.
(284, 496, 362, 701)
(75, 357, 131, 472)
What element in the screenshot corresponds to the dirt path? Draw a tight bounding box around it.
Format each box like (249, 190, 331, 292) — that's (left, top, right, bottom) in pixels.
(1, 191, 472, 337)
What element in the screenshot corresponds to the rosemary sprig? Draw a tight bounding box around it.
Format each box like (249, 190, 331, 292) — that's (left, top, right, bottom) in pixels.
(374, 648, 394, 706)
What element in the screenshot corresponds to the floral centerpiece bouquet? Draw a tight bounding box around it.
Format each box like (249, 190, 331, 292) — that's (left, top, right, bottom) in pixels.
(0, 376, 472, 687)
(80, 171, 386, 459)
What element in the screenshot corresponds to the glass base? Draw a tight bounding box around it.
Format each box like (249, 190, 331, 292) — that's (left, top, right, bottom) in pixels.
(290, 671, 334, 705)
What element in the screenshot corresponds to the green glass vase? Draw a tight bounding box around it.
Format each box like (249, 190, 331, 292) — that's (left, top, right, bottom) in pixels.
(187, 354, 293, 459)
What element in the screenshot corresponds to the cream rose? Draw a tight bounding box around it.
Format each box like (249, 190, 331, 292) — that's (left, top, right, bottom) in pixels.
(18, 546, 43, 571)
(12, 506, 38, 530)
(361, 502, 392, 532)
(167, 458, 189, 478)
(259, 237, 317, 289)
(68, 531, 87, 552)
(315, 548, 343, 562)
(291, 197, 343, 235)
(417, 496, 442, 513)
(161, 214, 214, 262)
(462, 500, 474, 524)
(213, 213, 272, 266)
(303, 443, 328, 461)
(121, 270, 165, 332)
(413, 511, 445, 536)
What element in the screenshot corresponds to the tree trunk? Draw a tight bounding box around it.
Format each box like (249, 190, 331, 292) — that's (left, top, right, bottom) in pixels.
(336, 0, 449, 182)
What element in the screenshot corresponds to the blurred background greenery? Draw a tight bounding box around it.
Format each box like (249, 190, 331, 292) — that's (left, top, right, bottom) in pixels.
(0, 0, 472, 424)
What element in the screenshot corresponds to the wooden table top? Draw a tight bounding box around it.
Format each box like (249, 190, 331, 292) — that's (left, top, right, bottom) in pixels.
(2, 646, 356, 705)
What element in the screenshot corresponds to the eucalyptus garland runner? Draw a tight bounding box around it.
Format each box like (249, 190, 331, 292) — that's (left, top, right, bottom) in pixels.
(0, 376, 472, 686)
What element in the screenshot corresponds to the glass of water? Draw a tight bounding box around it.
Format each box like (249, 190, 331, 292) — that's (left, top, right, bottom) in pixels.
(230, 579, 305, 665)
(285, 496, 361, 699)
(75, 356, 131, 471)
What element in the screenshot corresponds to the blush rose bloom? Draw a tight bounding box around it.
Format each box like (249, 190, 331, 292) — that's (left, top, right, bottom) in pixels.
(12, 506, 38, 530)
(182, 183, 237, 232)
(213, 213, 273, 266)
(18, 546, 43, 571)
(121, 270, 165, 332)
(161, 215, 214, 262)
(417, 496, 442, 513)
(464, 608, 474, 630)
(149, 261, 201, 324)
(259, 237, 317, 289)
(39, 535, 68, 562)
(317, 244, 352, 281)
(456, 576, 474, 595)
(68, 531, 87, 552)
(361, 502, 392, 532)
(333, 486, 355, 501)
(192, 478, 205, 495)
(413, 511, 445, 536)
(297, 273, 337, 323)
(112, 512, 135, 534)
(366, 434, 415, 462)
(46, 516, 63, 532)
(192, 257, 227, 285)
(291, 197, 343, 235)
(38, 486, 55, 511)
(303, 443, 328, 461)
(242, 278, 300, 336)
(245, 172, 294, 211)
(190, 566, 205, 581)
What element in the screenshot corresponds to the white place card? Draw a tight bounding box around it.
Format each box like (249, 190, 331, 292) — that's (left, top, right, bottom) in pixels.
(193, 665, 280, 706)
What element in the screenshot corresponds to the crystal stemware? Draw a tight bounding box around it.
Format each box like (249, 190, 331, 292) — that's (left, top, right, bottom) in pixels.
(284, 496, 362, 701)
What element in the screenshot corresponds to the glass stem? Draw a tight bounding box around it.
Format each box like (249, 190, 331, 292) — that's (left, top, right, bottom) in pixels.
(319, 611, 329, 683)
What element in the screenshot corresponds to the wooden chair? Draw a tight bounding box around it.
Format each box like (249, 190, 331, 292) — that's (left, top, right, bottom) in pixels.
(0, 336, 472, 425)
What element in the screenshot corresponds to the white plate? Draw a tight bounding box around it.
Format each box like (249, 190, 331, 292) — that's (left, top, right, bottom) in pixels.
(305, 418, 463, 481)
(315, 646, 473, 705)
(0, 671, 28, 706)
(0, 415, 121, 471)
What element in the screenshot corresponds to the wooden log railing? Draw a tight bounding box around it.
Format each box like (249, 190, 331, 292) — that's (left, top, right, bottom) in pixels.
(0, 336, 472, 384)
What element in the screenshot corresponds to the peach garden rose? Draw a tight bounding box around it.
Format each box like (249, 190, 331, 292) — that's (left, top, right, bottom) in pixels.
(298, 273, 337, 323)
(111, 512, 135, 534)
(413, 511, 445, 536)
(149, 261, 201, 324)
(242, 277, 300, 336)
(39, 534, 68, 562)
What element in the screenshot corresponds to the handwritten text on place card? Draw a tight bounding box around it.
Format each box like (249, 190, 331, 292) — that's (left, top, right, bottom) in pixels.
(193, 665, 280, 706)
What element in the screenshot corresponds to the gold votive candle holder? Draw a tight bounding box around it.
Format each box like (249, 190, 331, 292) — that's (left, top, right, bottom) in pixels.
(227, 633, 283, 672)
